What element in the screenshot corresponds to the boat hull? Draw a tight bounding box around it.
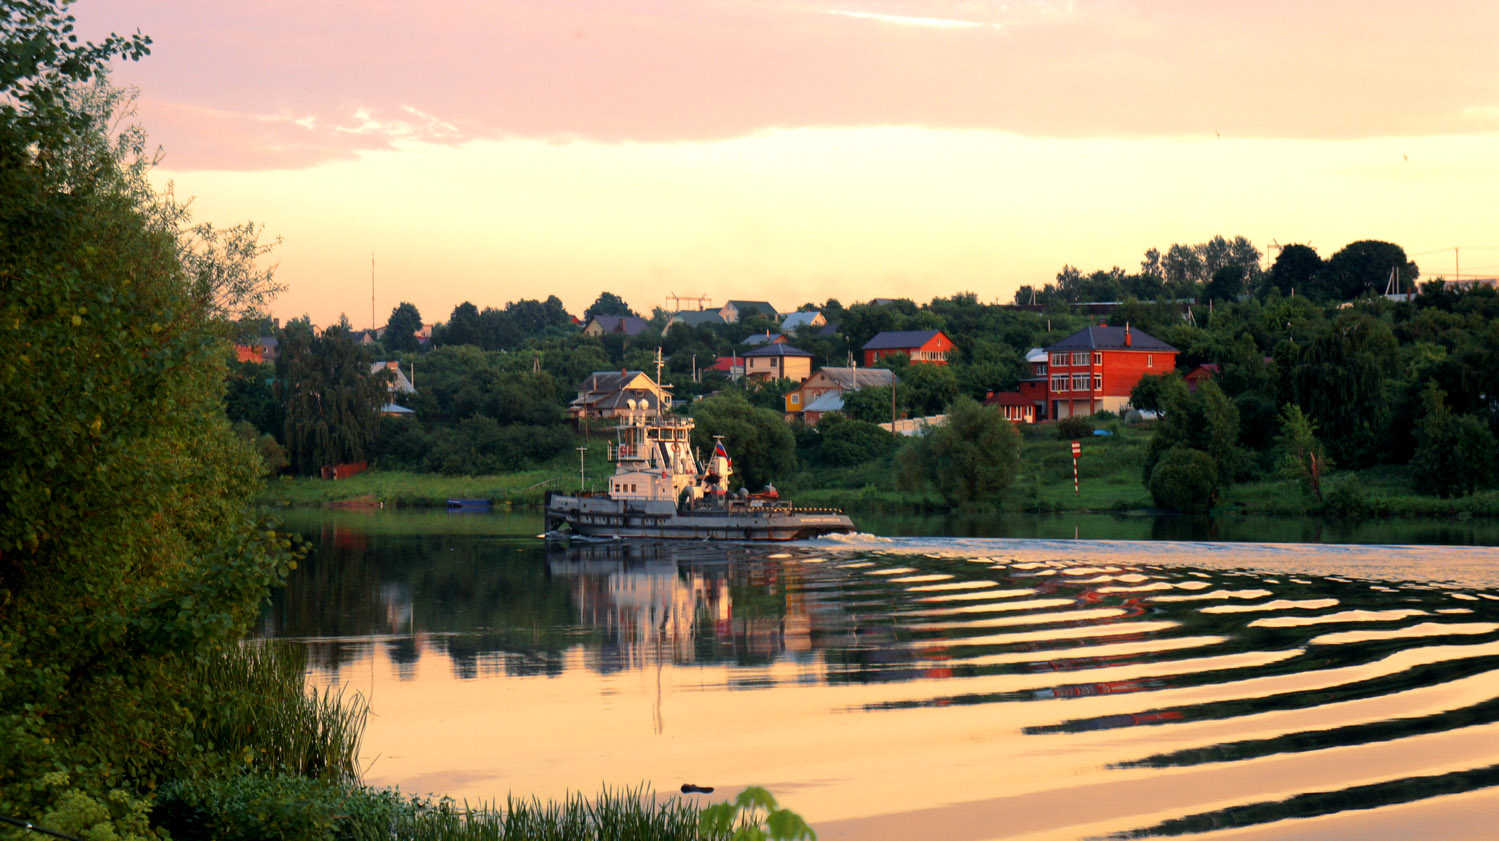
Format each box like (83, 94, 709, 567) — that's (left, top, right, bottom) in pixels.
(545, 492, 854, 541)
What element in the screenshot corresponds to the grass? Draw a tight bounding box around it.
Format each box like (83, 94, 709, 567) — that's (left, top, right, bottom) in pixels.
(260, 468, 575, 508)
(260, 421, 1499, 521)
(163, 641, 745, 840)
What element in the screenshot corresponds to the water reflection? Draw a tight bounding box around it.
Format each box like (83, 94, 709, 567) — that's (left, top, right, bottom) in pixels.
(263, 511, 1499, 841)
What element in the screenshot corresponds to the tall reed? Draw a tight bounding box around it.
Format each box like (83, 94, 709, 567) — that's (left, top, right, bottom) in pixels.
(190, 640, 367, 782)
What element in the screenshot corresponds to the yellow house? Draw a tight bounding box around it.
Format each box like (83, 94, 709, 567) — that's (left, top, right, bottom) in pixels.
(743, 344, 812, 383)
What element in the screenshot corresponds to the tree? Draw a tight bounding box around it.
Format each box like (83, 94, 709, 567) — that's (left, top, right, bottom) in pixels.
(1274, 404, 1328, 503)
(1411, 383, 1496, 497)
(277, 322, 389, 473)
(815, 415, 896, 466)
(1203, 264, 1245, 304)
(1141, 379, 1240, 491)
(904, 397, 1021, 506)
(584, 291, 637, 320)
(2, 8, 296, 828)
(385, 301, 423, 353)
(435, 301, 481, 347)
(1267, 243, 1322, 297)
(689, 393, 795, 491)
(1320, 240, 1417, 300)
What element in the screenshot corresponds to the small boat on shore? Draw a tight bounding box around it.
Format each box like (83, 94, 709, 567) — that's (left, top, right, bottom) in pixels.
(446, 498, 493, 509)
(545, 401, 854, 542)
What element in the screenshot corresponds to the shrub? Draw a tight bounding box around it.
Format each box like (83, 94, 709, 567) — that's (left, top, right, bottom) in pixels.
(1147, 446, 1219, 513)
(1056, 416, 1094, 439)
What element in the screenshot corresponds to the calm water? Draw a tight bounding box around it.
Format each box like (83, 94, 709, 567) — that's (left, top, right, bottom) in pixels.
(263, 509, 1499, 840)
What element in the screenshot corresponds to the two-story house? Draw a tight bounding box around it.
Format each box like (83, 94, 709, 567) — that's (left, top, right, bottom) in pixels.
(861, 330, 954, 367)
(1041, 325, 1177, 420)
(568, 371, 671, 420)
(742, 344, 813, 382)
(784, 367, 898, 424)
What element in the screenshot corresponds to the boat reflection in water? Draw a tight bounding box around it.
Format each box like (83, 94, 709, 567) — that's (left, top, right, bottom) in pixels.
(269, 522, 1499, 841)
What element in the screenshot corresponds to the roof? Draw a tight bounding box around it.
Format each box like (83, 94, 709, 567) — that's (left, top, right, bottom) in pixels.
(812, 367, 898, 389)
(803, 391, 846, 413)
(666, 310, 726, 328)
(742, 332, 783, 347)
(781, 311, 822, 331)
(724, 300, 780, 318)
(983, 392, 1031, 407)
(1025, 347, 1047, 363)
(379, 403, 416, 415)
(573, 370, 653, 394)
(743, 343, 812, 358)
(708, 356, 742, 372)
(587, 314, 650, 335)
(862, 330, 946, 351)
(1045, 325, 1176, 353)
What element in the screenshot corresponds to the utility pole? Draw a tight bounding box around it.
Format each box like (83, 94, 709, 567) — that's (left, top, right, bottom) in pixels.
(577, 446, 588, 491)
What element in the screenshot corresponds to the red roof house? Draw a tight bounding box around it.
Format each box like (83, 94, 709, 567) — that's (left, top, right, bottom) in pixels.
(861, 330, 954, 367)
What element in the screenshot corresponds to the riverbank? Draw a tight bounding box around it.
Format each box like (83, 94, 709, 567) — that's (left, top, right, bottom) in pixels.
(258, 424, 1499, 520)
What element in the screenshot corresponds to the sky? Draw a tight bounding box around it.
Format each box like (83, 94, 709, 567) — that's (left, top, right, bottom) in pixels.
(79, 0, 1499, 329)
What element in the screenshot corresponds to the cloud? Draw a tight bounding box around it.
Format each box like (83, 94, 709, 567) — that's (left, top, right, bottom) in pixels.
(83, 0, 1499, 171)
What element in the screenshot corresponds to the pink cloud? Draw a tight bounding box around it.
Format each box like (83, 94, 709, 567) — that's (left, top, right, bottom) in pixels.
(80, 0, 1499, 170)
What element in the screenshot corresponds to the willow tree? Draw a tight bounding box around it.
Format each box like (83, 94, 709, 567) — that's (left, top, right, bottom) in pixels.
(277, 321, 390, 474)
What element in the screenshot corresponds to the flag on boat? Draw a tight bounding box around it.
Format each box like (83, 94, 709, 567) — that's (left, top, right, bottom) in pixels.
(713, 440, 731, 466)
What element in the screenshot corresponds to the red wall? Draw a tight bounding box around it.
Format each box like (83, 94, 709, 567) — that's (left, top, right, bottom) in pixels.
(862, 333, 953, 367)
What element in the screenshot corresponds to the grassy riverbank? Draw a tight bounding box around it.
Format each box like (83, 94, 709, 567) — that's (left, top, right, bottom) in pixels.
(259, 423, 1499, 520)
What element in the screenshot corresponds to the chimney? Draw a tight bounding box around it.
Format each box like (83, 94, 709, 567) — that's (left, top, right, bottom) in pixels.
(1125, 322, 1132, 347)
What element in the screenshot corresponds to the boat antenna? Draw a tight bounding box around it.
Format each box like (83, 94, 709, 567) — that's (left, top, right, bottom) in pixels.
(654, 346, 665, 418)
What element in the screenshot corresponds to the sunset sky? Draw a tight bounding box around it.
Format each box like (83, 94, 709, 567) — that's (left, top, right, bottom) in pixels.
(82, 0, 1499, 329)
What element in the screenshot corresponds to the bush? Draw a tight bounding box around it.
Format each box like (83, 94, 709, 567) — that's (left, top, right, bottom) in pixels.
(154, 774, 405, 841)
(817, 418, 895, 466)
(1320, 476, 1370, 519)
(1056, 416, 1094, 439)
(1147, 446, 1219, 513)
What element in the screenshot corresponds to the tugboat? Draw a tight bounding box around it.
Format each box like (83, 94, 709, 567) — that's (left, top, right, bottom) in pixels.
(544, 398, 855, 541)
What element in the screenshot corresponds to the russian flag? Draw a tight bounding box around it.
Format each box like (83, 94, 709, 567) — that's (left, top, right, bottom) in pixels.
(713, 440, 730, 465)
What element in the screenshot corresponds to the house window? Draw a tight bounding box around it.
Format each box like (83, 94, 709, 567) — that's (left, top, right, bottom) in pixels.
(1035, 363, 1046, 375)
(1071, 351, 1090, 366)
(1093, 352, 1103, 366)
(1093, 374, 1102, 391)
(1147, 355, 1154, 368)
(1051, 374, 1068, 392)
(791, 394, 800, 404)
(1071, 373, 1090, 391)
(1050, 353, 1067, 367)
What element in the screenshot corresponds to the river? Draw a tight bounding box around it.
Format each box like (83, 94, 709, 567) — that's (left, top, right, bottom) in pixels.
(262, 509, 1499, 840)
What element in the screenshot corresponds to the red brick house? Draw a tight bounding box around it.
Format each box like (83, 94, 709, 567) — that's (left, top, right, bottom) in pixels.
(1184, 363, 1220, 392)
(1039, 325, 1177, 420)
(861, 330, 954, 367)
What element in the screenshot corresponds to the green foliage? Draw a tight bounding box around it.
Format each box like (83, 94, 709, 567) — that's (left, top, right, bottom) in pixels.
(690, 394, 796, 490)
(840, 384, 901, 424)
(373, 415, 432, 470)
(1411, 383, 1497, 498)
(1142, 379, 1241, 489)
(814, 416, 895, 466)
(1148, 446, 1219, 513)
(427, 417, 573, 475)
(584, 290, 637, 320)
(1056, 416, 1094, 439)
(903, 396, 1021, 507)
(698, 787, 816, 841)
(1, 9, 300, 827)
(1273, 404, 1328, 502)
(385, 301, 423, 353)
(277, 321, 388, 473)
